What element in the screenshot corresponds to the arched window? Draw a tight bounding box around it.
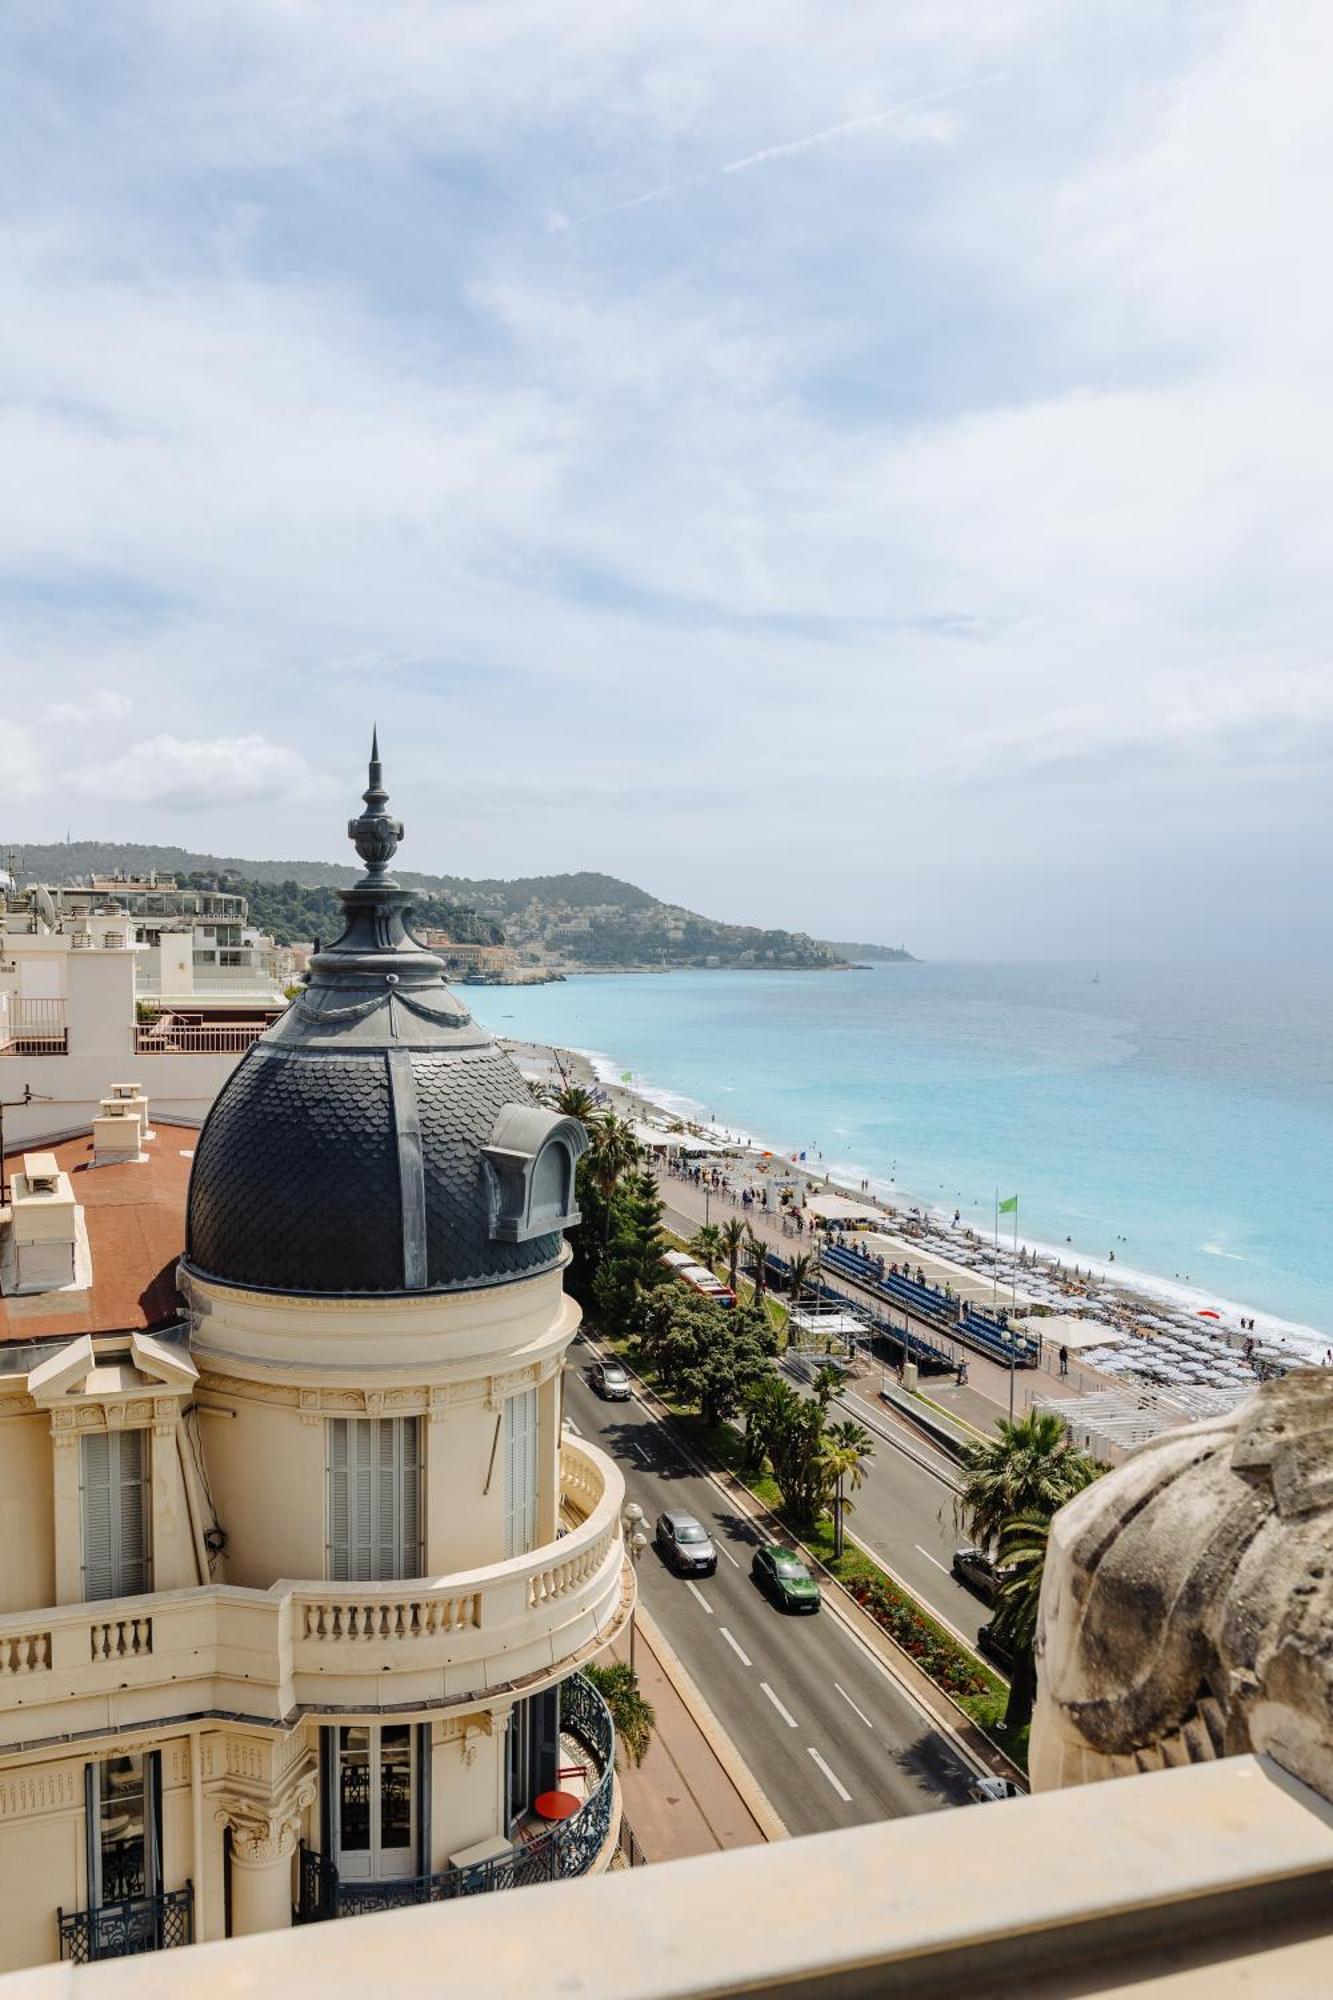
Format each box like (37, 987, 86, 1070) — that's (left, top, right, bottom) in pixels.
(483, 1107, 588, 1242)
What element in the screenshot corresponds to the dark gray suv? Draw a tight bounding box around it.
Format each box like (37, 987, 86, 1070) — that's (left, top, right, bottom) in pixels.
(655, 1511, 718, 1576)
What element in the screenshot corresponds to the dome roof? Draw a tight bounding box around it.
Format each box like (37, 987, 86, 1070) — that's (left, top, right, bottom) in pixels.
(184, 739, 585, 1297)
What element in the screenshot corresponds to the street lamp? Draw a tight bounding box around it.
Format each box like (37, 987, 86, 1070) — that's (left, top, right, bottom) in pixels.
(621, 1503, 649, 1673)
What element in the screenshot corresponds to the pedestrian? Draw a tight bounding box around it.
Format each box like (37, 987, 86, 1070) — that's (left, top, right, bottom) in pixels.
(1059, 1343, 1070, 1378)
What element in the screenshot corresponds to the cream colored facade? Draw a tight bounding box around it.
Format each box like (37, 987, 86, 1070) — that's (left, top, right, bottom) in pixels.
(0, 1252, 630, 1971)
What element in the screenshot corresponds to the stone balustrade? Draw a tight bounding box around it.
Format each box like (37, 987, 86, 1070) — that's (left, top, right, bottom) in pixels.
(0, 1439, 627, 1751)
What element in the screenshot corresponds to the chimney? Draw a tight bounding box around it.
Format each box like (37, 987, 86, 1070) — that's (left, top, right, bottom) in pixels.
(93, 1102, 144, 1167)
(106, 1082, 153, 1143)
(10, 1153, 79, 1289)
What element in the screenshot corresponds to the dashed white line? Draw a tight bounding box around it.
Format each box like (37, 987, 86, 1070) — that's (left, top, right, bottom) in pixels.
(833, 1682, 874, 1729)
(719, 1626, 752, 1667)
(685, 1580, 713, 1614)
(914, 1544, 953, 1577)
(760, 1681, 798, 1729)
(719, 1545, 742, 1568)
(564, 1418, 582, 1436)
(808, 1747, 852, 1802)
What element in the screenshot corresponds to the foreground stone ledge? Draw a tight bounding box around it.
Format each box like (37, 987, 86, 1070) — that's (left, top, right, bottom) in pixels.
(5, 1757, 1332, 1997)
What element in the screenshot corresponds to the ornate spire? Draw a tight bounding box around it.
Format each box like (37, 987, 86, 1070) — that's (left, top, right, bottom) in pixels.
(347, 726, 404, 883)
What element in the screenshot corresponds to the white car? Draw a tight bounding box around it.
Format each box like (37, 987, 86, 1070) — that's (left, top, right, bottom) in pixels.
(967, 1775, 1025, 1804)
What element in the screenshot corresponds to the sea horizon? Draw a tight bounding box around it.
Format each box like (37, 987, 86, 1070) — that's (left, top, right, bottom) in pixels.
(474, 960, 1333, 1350)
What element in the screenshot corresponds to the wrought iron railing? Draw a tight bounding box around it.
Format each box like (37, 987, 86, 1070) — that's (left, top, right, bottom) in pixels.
(57, 1883, 193, 1962)
(296, 1674, 615, 1923)
(134, 1019, 271, 1055)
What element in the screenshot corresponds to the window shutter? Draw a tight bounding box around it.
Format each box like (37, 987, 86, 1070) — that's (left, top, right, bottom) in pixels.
(116, 1430, 149, 1597)
(505, 1389, 538, 1560)
(330, 1418, 420, 1583)
(82, 1433, 115, 1601)
(329, 1421, 350, 1580)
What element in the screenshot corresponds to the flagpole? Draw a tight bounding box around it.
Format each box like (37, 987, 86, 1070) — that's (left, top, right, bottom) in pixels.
(992, 1189, 998, 1310)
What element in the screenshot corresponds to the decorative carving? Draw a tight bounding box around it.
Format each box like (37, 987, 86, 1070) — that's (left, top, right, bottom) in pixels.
(1033, 1370, 1333, 1803)
(0, 1764, 81, 1821)
(438, 1712, 493, 1766)
(217, 1773, 317, 1865)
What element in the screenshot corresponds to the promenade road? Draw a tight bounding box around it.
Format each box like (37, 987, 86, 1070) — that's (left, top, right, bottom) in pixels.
(565, 1334, 984, 1837)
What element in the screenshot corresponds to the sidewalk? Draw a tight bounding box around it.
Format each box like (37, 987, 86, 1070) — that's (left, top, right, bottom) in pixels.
(609, 1608, 778, 1862)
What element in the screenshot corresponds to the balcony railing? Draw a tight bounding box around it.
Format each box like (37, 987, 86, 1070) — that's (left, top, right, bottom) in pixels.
(0, 997, 68, 1055)
(57, 1884, 193, 1963)
(297, 1674, 614, 1923)
(0, 1440, 629, 1750)
(136, 965, 281, 996)
(134, 1019, 270, 1055)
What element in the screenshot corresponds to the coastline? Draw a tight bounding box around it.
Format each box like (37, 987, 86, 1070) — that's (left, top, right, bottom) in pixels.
(505, 1034, 1327, 1366)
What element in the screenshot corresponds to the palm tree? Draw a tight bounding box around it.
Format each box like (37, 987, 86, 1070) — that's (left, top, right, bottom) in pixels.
(957, 1410, 1096, 1553)
(746, 1224, 769, 1302)
(689, 1223, 724, 1271)
(554, 1082, 598, 1122)
(740, 1371, 792, 1477)
(786, 1252, 813, 1319)
(583, 1661, 656, 1768)
(821, 1418, 875, 1560)
(587, 1114, 642, 1243)
(993, 1509, 1051, 1730)
(720, 1218, 747, 1295)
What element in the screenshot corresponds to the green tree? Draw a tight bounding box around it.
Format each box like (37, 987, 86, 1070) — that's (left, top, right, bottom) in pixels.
(739, 1372, 797, 1478)
(992, 1508, 1051, 1729)
(957, 1411, 1097, 1553)
(554, 1082, 598, 1122)
(583, 1661, 656, 1768)
(587, 1115, 642, 1246)
(642, 1292, 772, 1427)
(786, 1252, 813, 1319)
(746, 1224, 769, 1302)
(689, 1223, 724, 1269)
(720, 1218, 747, 1294)
(821, 1418, 875, 1560)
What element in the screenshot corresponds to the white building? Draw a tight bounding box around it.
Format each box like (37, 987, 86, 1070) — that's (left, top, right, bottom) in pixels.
(0, 880, 287, 1149)
(0, 745, 629, 1971)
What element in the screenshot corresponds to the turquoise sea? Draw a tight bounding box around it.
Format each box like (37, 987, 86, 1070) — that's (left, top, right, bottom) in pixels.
(473, 963, 1333, 1346)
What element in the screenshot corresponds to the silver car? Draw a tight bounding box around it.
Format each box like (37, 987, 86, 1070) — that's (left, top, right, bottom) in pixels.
(590, 1359, 631, 1400)
(655, 1511, 718, 1576)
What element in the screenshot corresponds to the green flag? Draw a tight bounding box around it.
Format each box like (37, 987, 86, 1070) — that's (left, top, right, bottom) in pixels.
(620, 1071, 634, 1083)
(998, 1194, 1019, 1215)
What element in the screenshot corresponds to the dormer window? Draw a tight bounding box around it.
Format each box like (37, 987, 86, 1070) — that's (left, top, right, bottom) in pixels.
(482, 1108, 587, 1243)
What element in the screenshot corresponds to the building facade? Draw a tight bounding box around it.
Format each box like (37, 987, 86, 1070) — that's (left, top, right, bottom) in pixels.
(0, 747, 630, 1972)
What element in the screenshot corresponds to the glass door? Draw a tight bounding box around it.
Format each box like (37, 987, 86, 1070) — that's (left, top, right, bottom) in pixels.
(336, 1725, 417, 1881)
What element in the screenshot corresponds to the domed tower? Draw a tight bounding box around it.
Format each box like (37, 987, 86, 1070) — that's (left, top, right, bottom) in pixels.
(175, 741, 630, 1937)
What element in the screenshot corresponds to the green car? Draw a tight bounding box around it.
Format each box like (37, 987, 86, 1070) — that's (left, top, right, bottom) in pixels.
(751, 1543, 821, 1613)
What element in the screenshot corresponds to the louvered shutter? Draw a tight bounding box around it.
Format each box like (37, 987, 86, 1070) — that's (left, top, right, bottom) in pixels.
(115, 1430, 149, 1596)
(81, 1433, 115, 1601)
(505, 1389, 538, 1560)
(329, 1420, 351, 1580)
(330, 1419, 420, 1581)
(81, 1431, 149, 1601)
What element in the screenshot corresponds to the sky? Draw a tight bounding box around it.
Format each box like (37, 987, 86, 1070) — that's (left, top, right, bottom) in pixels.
(1, 1, 1331, 960)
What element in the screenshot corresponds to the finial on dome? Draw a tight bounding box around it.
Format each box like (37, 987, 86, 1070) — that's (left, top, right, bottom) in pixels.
(348, 728, 404, 882)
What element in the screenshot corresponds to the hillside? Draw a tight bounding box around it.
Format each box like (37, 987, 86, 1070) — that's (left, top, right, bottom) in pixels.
(828, 940, 916, 963)
(5, 841, 858, 970)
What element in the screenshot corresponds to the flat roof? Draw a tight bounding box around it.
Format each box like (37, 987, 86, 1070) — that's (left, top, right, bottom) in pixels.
(1, 1125, 193, 1345)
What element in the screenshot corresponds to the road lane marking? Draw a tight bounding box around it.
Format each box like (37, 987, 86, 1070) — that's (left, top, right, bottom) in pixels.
(685, 1580, 714, 1614)
(914, 1545, 953, 1577)
(808, 1747, 852, 1802)
(719, 1626, 752, 1667)
(761, 1681, 798, 1728)
(834, 1682, 874, 1729)
(564, 1418, 581, 1436)
(719, 1545, 742, 1568)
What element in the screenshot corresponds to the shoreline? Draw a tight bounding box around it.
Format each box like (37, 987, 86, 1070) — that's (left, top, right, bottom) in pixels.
(504, 1035, 1327, 1365)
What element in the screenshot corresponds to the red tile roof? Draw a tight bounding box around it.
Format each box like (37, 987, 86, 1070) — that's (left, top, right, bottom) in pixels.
(1, 1125, 194, 1345)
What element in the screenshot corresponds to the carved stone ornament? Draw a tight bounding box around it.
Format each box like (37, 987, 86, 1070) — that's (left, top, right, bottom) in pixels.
(216, 1775, 317, 1865)
(1032, 1369, 1333, 1802)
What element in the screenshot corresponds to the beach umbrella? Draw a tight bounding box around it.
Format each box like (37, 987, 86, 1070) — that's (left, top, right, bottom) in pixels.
(1197, 1309, 1221, 1320)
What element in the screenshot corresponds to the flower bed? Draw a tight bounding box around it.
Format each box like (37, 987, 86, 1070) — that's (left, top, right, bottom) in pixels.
(846, 1578, 991, 1698)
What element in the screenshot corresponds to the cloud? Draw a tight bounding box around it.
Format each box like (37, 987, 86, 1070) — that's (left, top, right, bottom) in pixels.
(72, 734, 333, 810)
(39, 689, 133, 728)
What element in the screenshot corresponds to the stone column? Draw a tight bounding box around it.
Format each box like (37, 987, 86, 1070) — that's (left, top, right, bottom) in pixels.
(216, 1774, 315, 1937)
(50, 1416, 83, 1605)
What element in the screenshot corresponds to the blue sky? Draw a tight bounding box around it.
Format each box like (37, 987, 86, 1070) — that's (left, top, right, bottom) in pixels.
(1, 2, 1330, 959)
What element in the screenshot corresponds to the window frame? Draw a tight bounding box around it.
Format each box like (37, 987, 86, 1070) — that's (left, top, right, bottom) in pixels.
(326, 1416, 422, 1583)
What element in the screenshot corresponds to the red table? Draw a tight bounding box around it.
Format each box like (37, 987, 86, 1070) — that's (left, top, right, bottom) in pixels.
(532, 1789, 581, 1822)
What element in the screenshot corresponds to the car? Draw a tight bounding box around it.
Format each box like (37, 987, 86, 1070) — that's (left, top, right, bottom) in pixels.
(975, 1620, 1015, 1673)
(951, 1546, 1011, 1604)
(590, 1359, 631, 1400)
(654, 1511, 718, 1576)
(751, 1542, 821, 1613)
(966, 1775, 1026, 1804)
